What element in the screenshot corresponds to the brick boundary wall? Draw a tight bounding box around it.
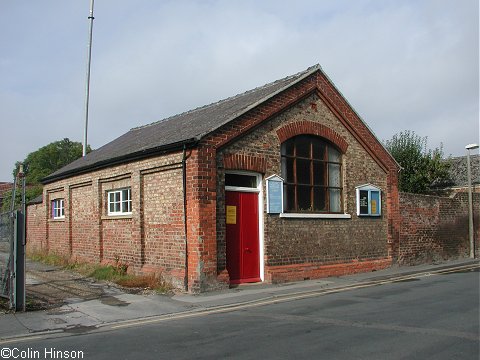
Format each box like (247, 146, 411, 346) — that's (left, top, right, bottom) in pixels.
(264, 258, 391, 283)
(26, 202, 47, 252)
(398, 191, 480, 265)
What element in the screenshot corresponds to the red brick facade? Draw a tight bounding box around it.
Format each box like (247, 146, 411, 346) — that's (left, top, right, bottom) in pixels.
(27, 69, 401, 293)
(398, 192, 480, 264)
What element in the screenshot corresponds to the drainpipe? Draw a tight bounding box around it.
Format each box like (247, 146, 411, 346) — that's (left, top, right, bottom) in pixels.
(182, 145, 188, 292)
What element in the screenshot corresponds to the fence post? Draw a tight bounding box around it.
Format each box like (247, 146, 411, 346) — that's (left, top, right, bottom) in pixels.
(15, 210, 25, 312)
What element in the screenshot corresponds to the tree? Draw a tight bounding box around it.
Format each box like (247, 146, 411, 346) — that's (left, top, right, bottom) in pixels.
(19, 138, 90, 185)
(2, 138, 91, 211)
(384, 131, 451, 194)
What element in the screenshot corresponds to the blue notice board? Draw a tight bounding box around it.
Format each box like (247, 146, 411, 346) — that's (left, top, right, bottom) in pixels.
(266, 175, 284, 214)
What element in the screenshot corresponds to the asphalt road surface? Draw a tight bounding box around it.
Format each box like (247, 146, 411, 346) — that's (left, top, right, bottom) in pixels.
(3, 267, 479, 359)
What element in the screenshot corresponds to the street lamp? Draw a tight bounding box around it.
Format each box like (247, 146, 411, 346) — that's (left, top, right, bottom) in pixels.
(465, 143, 479, 259)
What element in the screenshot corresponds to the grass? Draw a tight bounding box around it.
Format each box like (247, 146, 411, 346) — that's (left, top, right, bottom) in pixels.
(28, 251, 71, 268)
(27, 250, 172, 293)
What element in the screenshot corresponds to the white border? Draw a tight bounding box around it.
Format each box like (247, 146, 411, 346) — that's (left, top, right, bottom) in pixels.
(225, 171, 264, 281)
(355, 184, 382, 217)
(280, 213, 351, 219)
(107, 188, 133, 216)
(52, 198, 65, 219)
(266, 174, 284, 214)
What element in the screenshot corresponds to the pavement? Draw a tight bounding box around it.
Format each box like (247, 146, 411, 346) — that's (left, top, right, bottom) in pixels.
(0, 258, 479, 343)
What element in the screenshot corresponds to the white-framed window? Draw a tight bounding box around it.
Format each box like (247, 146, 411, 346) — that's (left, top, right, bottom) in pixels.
(51, 198, 65, 219)
(108, 188, 132, 215)
(356, 184, 382, 216)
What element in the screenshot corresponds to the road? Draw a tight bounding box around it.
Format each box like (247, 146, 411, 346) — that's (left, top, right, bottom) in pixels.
(2, 267, 479, 359)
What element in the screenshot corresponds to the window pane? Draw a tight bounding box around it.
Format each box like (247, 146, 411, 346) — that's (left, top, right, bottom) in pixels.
(284, 184, 295, 211)
(282, 140, 294, 156)
(286, 158, 295, 183)
(313, 162, 326, 185)
(313, 187, 327, 212)
(225, 174, 257, 188)
(109, 202, 115, 213)
(371, 191, 380, 215)
(115, 192, 120, 202)
(312, 141, 326, 160)
(296, 159, 310, 184)
(109, 192, 115, 203)
(114, 202, 121, 213)
(122, 189, 130, 201)
(328, 147, 341, 162)
(359, 190, 369, 215)
(329, 189, 341, 213)
(328, 164, 341, 187)
(297, 185, 311, 211)
(295, 138, 310, 158)
(122, 201, 129, 213)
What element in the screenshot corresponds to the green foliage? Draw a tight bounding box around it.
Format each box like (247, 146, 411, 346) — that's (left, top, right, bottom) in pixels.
(3, 138, 91, 212)
(16, 138, 90, 185)
(1, 185, 43, 212)
(384, 131, 451, 193)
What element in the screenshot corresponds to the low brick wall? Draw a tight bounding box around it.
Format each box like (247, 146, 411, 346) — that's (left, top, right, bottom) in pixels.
(398, 192, 479, 265)
(265, 258, 392, 283)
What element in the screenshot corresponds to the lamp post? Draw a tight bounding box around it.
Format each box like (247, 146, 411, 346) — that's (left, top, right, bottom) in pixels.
(465, 143, 479, 258)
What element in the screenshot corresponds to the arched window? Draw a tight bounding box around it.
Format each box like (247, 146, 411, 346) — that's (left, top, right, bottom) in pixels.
(281, 135, 342, 213)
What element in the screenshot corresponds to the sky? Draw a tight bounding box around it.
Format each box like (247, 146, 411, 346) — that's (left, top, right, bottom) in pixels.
(1, 0, 478, 182)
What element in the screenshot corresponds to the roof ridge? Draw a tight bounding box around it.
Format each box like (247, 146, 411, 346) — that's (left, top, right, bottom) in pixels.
(131, 64, 320, 131)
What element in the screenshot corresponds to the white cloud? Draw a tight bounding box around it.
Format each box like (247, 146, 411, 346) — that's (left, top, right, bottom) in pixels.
(0, 0, 478, 181)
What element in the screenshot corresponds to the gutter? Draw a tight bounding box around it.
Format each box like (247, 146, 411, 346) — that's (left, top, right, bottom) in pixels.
(41, 138, 198, 185)
(182, 144, 189, 292)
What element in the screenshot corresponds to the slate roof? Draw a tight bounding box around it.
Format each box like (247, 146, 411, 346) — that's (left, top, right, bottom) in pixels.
(447, 154, 480, 187)
(43, 65, 320, 184)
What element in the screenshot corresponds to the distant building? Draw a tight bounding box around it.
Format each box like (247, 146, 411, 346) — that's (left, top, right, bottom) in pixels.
(445, 154, 480, 193)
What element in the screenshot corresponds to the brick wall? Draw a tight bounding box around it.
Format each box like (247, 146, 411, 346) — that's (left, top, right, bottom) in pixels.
(71, 183, 99, 261)
(142, 165, 186, 288)
(215, 92, 392, 282)
(26, 202, 47, 251)
(398, 192, 480, 264)
(26, 153, 188, 288)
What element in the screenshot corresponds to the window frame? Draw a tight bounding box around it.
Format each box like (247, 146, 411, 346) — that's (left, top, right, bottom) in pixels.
(281, 135, 343, 214)
(107, 188, 132, 216)
(356, 184, 382, 217)
(51, 198, 65, 219)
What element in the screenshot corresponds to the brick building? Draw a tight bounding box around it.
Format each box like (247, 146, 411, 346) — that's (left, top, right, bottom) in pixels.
(27, 65, 400, 292)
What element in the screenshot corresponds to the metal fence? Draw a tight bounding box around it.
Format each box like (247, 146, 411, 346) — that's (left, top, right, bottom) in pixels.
(0, 211, 15, 307)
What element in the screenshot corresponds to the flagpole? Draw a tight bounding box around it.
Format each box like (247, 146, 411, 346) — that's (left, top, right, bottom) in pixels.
(83, 0, 95, 157)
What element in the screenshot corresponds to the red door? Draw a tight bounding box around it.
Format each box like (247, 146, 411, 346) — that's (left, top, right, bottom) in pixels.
(226, 191, 260, 284)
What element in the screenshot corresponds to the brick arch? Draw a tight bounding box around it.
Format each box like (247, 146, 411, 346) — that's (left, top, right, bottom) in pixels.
(223, 153, 267, 173)
(276, 121, 349, 153)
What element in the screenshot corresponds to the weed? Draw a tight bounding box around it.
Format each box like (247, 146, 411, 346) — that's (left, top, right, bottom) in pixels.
(28, 250, 70, 267)
(26, 249, 172, 293)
